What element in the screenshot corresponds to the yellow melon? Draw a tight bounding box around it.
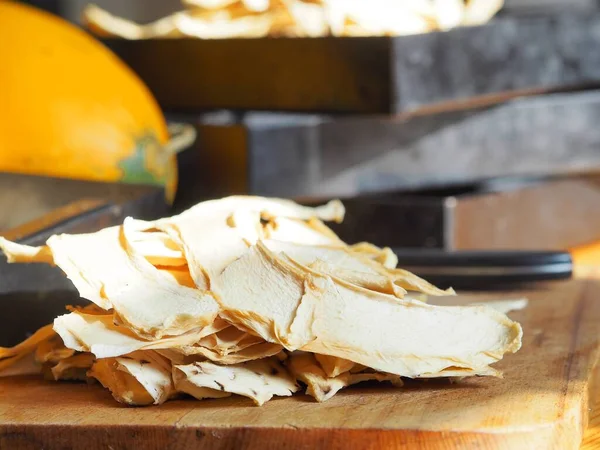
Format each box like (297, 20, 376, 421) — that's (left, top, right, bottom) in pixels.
(0, 1, 178, 201)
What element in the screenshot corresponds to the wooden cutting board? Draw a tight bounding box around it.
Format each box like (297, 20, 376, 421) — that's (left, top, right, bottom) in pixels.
(1, 280, 600, 450)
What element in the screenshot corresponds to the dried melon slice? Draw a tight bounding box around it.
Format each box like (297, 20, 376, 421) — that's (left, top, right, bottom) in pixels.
(314, 354, 355, 378)
(53, 312, 213, 358)
(1, 225, 220, 338)
(350, 242, 398, 268)
(0, 352, 40, 377)
(265, 240, 449, 297)
(386, 267, 455, 296)
(264, 240, 381, 274)
(0, 238, 53, 264)
(152, 197, 344, 291)
(88, 358, 155, 406)
(156, 209, 260, 291)
(469, 298, 529, 315)
(127, 226, 186, 267)
(263, 217, 344, 247)
(115, 355, 173, 404)
(35, 334, 75, 365)
(216, 242, 306, 345)
(197, 326, 264, 355)
(217, 242, 522, 377)
(0, 324, 55, 361)
(299, 272, 521, 377)
(88, 351, 173, 405)
(49, 353, 95, 381)
(177, 341, 283, 364)
(287, 352, 402, 402)
(173, 367, 231, 400)
(174, 357, 298, 406)
(53, 225, 219, 338)
(307, 260, 405, 298)
(175, 196, 344, 223)
(287, 352, 347, 402)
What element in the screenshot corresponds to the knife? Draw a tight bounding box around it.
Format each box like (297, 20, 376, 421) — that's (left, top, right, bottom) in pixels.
(391, 249, 572, 290)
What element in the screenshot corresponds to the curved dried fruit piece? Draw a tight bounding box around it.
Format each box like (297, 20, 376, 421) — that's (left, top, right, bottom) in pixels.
(0, 324, 54, 361)
(38, 224, 219, 338)
(0, 238, 53, 264)
(53, 312, 214, 358)
(287, 352, 402, 403)
(176, 341, 283, 364)
(174, 357, 298, 406)
(88, 358, 154, 406)
(349, 242, 398, 269)
(263, 217, 344, 247)
(314, 354, 355, 378)
(287, 352, 348, 402)
(49, 353, 95, 381)
(218, 242, 522, 378)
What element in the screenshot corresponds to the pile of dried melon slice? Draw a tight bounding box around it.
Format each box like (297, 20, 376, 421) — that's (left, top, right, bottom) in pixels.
(0, 196, 522, 406)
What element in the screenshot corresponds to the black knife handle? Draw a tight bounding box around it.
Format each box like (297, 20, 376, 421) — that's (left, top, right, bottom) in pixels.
(391, 249, 573, 290)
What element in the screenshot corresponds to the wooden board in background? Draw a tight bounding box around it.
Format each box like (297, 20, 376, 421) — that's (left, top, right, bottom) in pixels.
(1, 280, 600, 449)
(106, 13, 600, 114)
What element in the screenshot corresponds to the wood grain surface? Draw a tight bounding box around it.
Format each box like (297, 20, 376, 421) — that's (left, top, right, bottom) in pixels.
(1, 280, 600, 450)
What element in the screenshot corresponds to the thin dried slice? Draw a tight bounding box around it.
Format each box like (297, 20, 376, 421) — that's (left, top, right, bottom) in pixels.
(288, 353, 402, 403)
(348, 371, 403, 387)
(0, 324, 55, 360)
(308, 260, 404, 298)
(88, 358, 154, 406)
(263, 217, 344, 247)
(173, 366, 232, 400)
(148, 196, 343, 290)
(197, 326, 264, 355)
(174, 357, 298, 406)
(127, 227, 186, 267)
(287, 352, 347, 402)
(35, 334, 75, 365)
(265, 240, 404, 297)
(299, 272, 521, 377)
(0, 352, 40, 377)
(0, 238, 53, 264)
(468, 298, 529, 315)
(1, 224, 219, 338)
(314, 354, 355, 378)
(216, 243, 306, 345)
(115, 354, 173, 405)
(66, 304, 109, 315)
(349, 242, 398, 268)
(280, 0, 328, 37)
(177, 10, 274, 39)
(415, 365, 501, 378)
(50, 353, 95, 381)
(182, 0, 238, 10)
(158, 266, 196, 288)
(386, 267, 455, 296)
(218, 242, 522, 377)
(53, 312, 213, 358)
(83, 4, 184, 39)
(177, 341, 283, 364)
(349, 363, 368, 374)
(155, 349, 198, 365)
(265, 240, 378, 274)
(42, 224, 219, 338)
(172, 196, 344, 224)
(157, 209, 259, 291)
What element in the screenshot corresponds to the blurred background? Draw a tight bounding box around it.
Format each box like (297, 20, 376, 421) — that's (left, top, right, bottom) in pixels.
(4, 0, 600, 275)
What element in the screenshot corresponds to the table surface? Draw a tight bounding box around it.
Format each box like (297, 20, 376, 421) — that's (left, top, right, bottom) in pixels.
(2, 281, 600, 450)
